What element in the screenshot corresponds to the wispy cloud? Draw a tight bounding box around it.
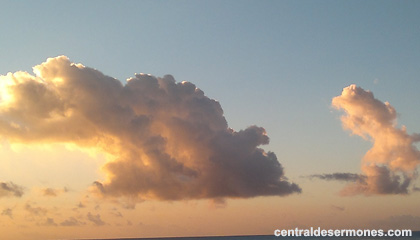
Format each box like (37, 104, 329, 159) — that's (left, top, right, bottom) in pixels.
(60, 217, 86, 227)
(308, 173, 365, 182)
(41, 187, 68, 197)
(1, 207, 14, 219)
(25, 203, 48, 216)
(0, 182, 24, 198)
(330, 205, 345, 211)
(109, 208, 123, 218)
(87, 212, 105, 226)
(39, 218, 58, 226)
(0, 56, 300, 202)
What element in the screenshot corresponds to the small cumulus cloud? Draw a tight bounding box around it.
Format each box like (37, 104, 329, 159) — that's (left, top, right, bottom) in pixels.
(60, 217, 85, 226)
(42, 188, 57, 197)
(1, 207, 14, 219)
(87, 212, 105, 226)
(39, 218, 57, 226)
(111, 211, 123, 217)
(317, 85, 420, 195)
(41, 187, 69, 197)
(110, 208, 123, 218)
(25, 203, 48, 216)
(0, 182, 24, 198)
(0, 56, 300, 203)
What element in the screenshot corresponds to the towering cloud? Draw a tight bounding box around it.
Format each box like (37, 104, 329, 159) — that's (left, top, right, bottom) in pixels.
(0, 56, 300, 201)
(330, 84, 420, 195)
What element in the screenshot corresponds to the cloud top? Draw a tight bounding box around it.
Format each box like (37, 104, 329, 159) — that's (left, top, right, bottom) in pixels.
(0, 56, 300, 201)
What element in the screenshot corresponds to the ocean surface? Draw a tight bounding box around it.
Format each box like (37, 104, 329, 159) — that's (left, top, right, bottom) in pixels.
(92, 232, 420, 240)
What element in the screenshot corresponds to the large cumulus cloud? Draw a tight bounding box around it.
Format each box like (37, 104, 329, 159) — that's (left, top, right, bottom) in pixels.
(322, 84, 420, 195)
(0, 56, 300, 201)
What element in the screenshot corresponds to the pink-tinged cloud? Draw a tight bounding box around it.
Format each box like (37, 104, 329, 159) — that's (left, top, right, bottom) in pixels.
(0, 56, 300, 201)
(330, 84, 420, 195)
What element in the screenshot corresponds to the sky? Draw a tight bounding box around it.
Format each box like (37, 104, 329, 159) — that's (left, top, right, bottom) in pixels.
(0, 1, 420, 239)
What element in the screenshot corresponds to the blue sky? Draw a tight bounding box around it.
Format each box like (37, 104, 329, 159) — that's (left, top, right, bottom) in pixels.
(1, 1, 420, 239)
(1, 0, 419, 184)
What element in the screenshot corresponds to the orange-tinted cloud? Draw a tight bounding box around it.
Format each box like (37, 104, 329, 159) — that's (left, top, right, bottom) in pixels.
(0, 56, 300, 201)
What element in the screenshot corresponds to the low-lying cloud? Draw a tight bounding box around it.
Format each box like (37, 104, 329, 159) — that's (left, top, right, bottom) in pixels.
(324, 84, 420, 195)
(41, 187, 68, 197)
(309, 173, 365, 182)
(60, 217, 86, 226)
(25, 203, 48, 217)
(0, 182, 24, 198)
(87, 212, 105, 226)
(1, 207, 13, 219)
(0, 56, 300, 201)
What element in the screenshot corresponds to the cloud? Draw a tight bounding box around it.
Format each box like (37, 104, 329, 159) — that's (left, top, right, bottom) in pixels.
(330, 205, 345, 211)
(77, 202, 86, 208)
(208, 198, 227, 209)
(41, 187, 68, 197)
(39, 218, 57, 226)
(329, 84, 420, 195)
(0, 56, 300, 201)
(25, 203, 48, 216)
(87, 212, 105, 226)
(0, 182, 24, 198)
(110, 208, 123, 217)
(308, 173, 365, 182)
(60, 217, 85, 226)
(1, 208, 13, 219)
(110, 211, 123, 218)
(42, 188, 57, 197)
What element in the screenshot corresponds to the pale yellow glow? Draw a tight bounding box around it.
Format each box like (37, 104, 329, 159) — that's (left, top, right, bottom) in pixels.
(0, 74, 15, 105)
(52, 77, 65, 84)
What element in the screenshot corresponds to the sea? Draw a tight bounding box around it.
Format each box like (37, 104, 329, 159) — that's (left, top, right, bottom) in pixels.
(91, 232, 420, 240)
